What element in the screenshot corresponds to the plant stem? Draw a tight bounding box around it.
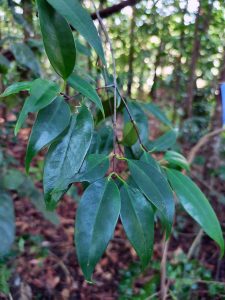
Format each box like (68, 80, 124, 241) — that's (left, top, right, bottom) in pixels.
(116, 88, 149, 152)
(91, 1, 118, 172)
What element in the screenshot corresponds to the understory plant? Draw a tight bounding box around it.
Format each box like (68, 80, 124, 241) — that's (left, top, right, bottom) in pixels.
(0, 0, 224, 282)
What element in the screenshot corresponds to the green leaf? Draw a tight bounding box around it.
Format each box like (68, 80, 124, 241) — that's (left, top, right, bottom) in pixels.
(0, 192, 15, 256)
(0, 81, 32, 98)
(46, 0, 105, 64)
(75, 178, 120, 281)
(148, 130, 177, 152)
(37, 0, 76, 79)
(122, 121, 138, 146)
(15, 79, 60, 135)
(164, 150, 190, 171)
(68, 74, 104, 117)
(25, 97, 71, 172)
(43, 105, 93, 209)
(144, 103, 172, 128)
(70, 154, 109, 183)
(11, 43, 41, 75)
(128, 160, 174, 237)
(120, 185, 154, 267)
(2, 169, 24, 190)
(166, 169, 224, 255)
(140, 152, 161, 171)
(0, 54, 10, 74)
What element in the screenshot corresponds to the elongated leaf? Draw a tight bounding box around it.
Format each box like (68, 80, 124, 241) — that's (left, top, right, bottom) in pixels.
(123, 121, 138, 146)
(0, 192, 15, 256)
(128, 160, 174, 237)
(120, 185, 154, 266)
(164, 150, 190, 171)
(68, 74, 104, 116)
(144, 103, 172, 128)
(11, 43, 40, 75)
(75, 178, 120, 281)
(25, 97, 71, 172)
(46, 0, 105, 64)
(148, 130, 177, 152)
(0, 81, 32, 97)
(15, 79, 60, 135)
(37, 0, 76, 79)
(166, 169, 224, 254)
(55, 154, 109, 192)
(140, 152, 161, 171)
(43, 105, 93, 209)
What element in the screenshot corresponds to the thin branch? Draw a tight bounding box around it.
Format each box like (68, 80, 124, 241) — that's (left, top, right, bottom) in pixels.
(116, 88, 149, 152)
(187, 229, 204, 260)
(91, 1, 118, 172)
(160, 235, 170, 300)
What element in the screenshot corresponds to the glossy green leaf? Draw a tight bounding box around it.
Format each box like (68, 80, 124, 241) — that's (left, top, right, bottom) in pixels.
(144, 103, 172, 128)
(15, 78, 60, 135)
(0, 192, 15, 256)
(140, 152, 161, 171)
(164, 150, 190, 171)
(75, 178, 120, 281)
(25, 97, 71, 172)
(0, 81, 32, 98)
(11, 43, 40, 75)
(120, 185, 154, 267)
(43, 105, 93, 209)
(123, 121, 138, 146)
(166, 169, 224, 254)
(68, 74, 104, 116)
(37, 0, 76, 79)
(128, 160, 174, 237)
(55, 154, 109, 193)
(148, 130, 177, 152)
(46, 0, 105, 64)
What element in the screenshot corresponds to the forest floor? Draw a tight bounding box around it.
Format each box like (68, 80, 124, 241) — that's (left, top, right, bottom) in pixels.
(0, 111, 225, 300)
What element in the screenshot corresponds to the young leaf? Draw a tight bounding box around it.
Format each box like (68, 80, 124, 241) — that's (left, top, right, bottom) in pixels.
(68, 74, 104, 117)
(43, 105, 93, 209)
(37, 0, 76, 79)
(148, 130, 177, 152)
(122, 121, 138, 146)
(0, 81, 32, 97)
(75, 178, 120, 281)
(144, 103, 173, 128)
(46, 0, 105, 64)
(25, 97, 71, 172)
(128, 160, 174, 237)
(120, 185, 154, 267)
(164, 150, 190, 171)
(15, 79, 60, 135)
(0, 192, 15, 256)
(166, 169, 224, 255)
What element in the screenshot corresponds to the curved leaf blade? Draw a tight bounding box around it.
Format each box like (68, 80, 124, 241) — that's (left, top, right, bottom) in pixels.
(120, 185, 154, 267)
(43, 105, 93, 209)
(25, 96, 71, 172)
(166, 168, 224, 254)
(75, 178, 120, 281)
(144, 103, 172, 128)
(0, 192, 15, 256)
(37, 0, 76, 79)
(46, 0, 105, 64)
(68, 74, 104, 117)
(164, 150, 190, 171)
(15, 78, 60, 135)
(128, 160, 175, 237)
(148, 130, 177, 152)
(0, 81, 32, 97)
